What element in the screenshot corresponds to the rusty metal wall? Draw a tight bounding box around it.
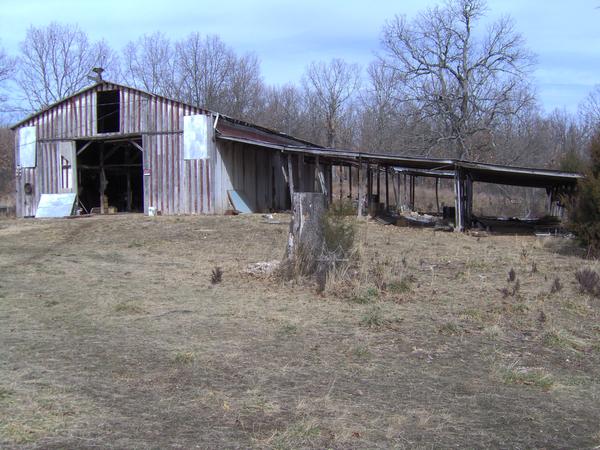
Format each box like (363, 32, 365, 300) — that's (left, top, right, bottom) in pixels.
(14, 82, 212, 217)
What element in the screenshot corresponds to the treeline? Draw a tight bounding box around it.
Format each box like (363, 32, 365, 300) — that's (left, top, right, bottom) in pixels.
(1, 0, 599, 170)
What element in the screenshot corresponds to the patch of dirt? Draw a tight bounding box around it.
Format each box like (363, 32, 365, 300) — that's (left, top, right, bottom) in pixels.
(0, 214, 599, 449)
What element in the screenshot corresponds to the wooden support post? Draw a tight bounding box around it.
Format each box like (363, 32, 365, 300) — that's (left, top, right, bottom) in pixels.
(367, 166, 372, 210)
(392, 171, 399, 211)
(99, 143, 106, 215)
(385, 168, 389, 211)
(281, 155, 289, 185)
(435, 178, 440, 213)
(357, 162, 365, 218)
(328, 164, 333, 204)
(377, 165, 381, 200)
(409, 175, 415, 210)
(315, 156, 327, 198)
(287, 154, 295, 201)
(465, 174, 473, 229)
(339, 165, 343, 201)
(348, 165, 353, 200)
(454, 168, 464, 232)
(297, 154, 304, 192)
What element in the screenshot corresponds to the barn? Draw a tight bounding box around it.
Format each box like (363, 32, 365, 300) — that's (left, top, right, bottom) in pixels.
(12, 79, 582, 232)
(12, 80, 318, 218)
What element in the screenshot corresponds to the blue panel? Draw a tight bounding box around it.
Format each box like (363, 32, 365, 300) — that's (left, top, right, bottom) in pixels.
(227, 190, 252, 214)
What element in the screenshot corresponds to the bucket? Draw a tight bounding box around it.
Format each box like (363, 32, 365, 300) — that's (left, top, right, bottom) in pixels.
(148, 206, 156, 217)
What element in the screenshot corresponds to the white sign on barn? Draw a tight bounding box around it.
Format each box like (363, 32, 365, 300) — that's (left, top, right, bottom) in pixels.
(183, 115, 209, 160)
(18, 126, 37, 167)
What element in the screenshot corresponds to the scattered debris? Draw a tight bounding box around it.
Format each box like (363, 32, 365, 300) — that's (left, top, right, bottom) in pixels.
(397, 211, 437, 227)
(434, 224, 454, 232)
(245, 260, 280, 277)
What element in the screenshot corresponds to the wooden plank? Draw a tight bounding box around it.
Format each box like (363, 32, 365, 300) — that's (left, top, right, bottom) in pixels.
(454, 169, 464, 232)
(287, 154, 295, 199)
(315, 156, 327, 197)
(392, 170, 398, 210)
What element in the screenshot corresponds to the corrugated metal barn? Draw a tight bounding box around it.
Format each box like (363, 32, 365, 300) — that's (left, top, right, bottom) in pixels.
(12, 80, 313, 217)
(12, 79, 581, 232)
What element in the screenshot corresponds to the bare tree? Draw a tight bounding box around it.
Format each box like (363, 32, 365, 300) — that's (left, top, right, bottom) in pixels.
(122, 32, 177, 98)
(174, 34, 264, 120)
(256, 84, 305, 136)
(303, 58, 361, 147)
(0, 43, 16, 117)
(0, 127, 15, 202)
(379, 0, 535, 160)
(222, 52, 264, 120)
(360, 61, 403, 152)
(15, 22, 117, 111)
(580, 85, 600, 138)
(175, 34, 234, 112)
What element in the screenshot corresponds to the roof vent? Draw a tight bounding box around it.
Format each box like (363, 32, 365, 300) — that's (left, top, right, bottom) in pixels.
(88, 67, 104, 83)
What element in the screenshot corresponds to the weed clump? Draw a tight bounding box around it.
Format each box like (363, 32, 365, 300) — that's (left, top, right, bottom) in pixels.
(114, 302, 144, 314)
(211, 266, 223, 284)
(550, 277, 562, 294)
(360, 306, 384, 329)
(173, 351, 195, 364)
(575, 268, 600, 297)
(499, 363, 554, 390)
(387, 275, 414, 294)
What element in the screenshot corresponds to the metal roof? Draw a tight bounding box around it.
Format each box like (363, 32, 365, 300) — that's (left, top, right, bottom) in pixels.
(215, 122, 583, 189)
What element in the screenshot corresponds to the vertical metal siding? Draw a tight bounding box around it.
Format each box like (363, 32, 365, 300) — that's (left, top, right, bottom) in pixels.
(15, 82, 212, 216)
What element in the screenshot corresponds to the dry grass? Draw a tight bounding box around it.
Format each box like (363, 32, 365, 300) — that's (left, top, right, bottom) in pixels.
(0, 214, 599, 448)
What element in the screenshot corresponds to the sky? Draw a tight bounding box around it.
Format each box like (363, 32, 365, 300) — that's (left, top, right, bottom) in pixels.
(2, 0, 600, 114)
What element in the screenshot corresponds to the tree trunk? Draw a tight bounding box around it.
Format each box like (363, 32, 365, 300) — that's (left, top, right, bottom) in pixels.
(285, 192, 327, 274)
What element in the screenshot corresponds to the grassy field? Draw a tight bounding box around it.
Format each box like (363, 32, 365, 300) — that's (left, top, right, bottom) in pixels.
(1, 214, 599, 449)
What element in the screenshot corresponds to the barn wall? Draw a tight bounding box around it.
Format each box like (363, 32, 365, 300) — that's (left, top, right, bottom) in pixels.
(14, 82, 216, 217)
(214, 140, 289, 213)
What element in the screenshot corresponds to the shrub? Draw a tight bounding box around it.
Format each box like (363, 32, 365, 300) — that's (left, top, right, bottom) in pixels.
(575, 268, 600, 297)
(322, 207, 357, 258)
(316, 205, 358, 291)
(567, 130, 600, 256)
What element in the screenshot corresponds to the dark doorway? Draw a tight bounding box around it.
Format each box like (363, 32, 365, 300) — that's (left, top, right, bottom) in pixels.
(77, 139, 143, 213)
(97, 90, 120, 133)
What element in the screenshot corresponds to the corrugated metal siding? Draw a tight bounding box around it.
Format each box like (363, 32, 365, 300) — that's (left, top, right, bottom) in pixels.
(18, 83, 154, 139)
(14, 82, 213, 217)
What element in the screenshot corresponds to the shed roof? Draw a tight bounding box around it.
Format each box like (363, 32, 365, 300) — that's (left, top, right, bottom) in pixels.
(215, 121, 583, 189)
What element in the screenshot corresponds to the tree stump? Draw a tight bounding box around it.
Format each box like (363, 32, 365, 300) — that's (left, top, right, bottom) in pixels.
(284, 192, 327, 275)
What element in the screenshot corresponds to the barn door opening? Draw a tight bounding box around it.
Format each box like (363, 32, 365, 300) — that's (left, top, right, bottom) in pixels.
(76, 139, 143, 213)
